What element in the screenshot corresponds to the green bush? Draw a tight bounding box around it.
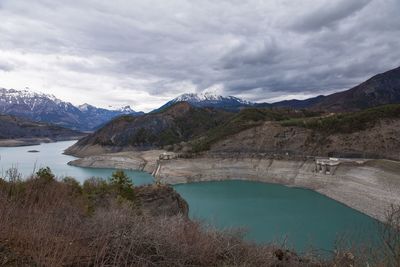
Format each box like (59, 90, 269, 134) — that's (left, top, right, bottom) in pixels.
(110, 170, 135, 202)
(280, 104, 400, 134)
(191, 108, 317, 152)
(35, 167, 55, 182)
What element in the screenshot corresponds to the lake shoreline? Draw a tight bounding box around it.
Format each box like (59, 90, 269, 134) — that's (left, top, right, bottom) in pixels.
(68, 150, 400, 222)
(0, 136, 83, 147)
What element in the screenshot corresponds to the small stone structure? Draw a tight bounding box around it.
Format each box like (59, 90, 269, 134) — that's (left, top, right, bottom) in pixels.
(159, 152, 177, 160)
(315, 157, 340, 175)
(314, 157, 369, 175)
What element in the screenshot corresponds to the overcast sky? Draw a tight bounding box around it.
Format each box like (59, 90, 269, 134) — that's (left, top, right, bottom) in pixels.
(0, 0, 399, 111)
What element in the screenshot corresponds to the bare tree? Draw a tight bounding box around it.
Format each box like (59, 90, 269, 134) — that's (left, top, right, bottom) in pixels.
(380, 204, 400, 266)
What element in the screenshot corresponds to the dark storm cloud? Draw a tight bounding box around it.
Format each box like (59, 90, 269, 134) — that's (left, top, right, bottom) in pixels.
(0, 0, 399, 110)
(292, 0, 372, 32)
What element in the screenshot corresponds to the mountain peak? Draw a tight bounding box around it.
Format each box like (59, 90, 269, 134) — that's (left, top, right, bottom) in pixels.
(0, 88, 68, 106)
(78, 103, 95, 111)
(151, 92, 253, 113)
(0, 87, 142, 131)
(174, 92, 251, 105)
(117, 105, 135, 113)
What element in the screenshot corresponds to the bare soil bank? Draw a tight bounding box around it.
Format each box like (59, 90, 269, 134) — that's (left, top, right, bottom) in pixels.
(208, 120, 400, 161)
(68, 150, 164, 173)
(69, 151, 400, 222)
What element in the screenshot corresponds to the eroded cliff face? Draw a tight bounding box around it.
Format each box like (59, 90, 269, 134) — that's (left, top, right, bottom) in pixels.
(210, 119, 400, 160)
(135, 184, 189, 217)
(154, 156, 400, 221)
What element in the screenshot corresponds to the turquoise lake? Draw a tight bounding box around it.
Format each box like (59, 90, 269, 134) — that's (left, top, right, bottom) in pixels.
(0, 140, 380, 252)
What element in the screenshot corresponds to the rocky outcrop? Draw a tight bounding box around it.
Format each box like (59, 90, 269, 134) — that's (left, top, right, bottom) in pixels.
(135, 184, 189, 217)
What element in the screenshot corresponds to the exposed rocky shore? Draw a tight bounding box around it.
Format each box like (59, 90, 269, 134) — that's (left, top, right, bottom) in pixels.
(68, 150, 163, 173)
(68, 150, 400, 222)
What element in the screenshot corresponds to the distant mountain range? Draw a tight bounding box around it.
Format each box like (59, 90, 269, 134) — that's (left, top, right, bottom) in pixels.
(1, 66, 398, 134)
(66, 66, 400, 157)
(154, 66, 400, 112)
(0, 88, 143, 131)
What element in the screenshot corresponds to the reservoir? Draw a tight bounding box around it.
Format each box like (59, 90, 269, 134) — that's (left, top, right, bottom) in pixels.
(0, 140, 153, 186)
(0, 140, 380, 252)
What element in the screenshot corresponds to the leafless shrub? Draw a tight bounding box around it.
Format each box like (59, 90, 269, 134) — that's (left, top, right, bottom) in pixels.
(379, 204, 400, 266)
(0, 169, 334, 266)
(327, 205, 400, 267)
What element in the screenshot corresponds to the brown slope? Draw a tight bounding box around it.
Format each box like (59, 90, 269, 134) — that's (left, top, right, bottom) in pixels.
(209, 119, 400, 160)
(312, 66, 400, 111)
(206, 105, 400, 160)
(66, 102, 233, 156)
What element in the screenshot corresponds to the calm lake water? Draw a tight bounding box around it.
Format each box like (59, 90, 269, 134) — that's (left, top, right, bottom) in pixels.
(0, 140, 380, 252)
(175, 181, 380, 251)
(0, 140, 153, 185)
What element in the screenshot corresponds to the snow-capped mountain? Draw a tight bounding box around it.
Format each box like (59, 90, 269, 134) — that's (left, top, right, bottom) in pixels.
(0, 88, 142, 131)
(152, 92, 253, 112)
(106, 105, 136, 113)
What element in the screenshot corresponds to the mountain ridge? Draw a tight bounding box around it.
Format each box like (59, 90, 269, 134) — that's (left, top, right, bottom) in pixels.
(65, 102, 233, 156)
(2, 66, 399, 133)
(0, 113, 84, 146)
(310, 66, 400, 111)
(0, 88, 143, 131)
(152, 66, 400, 112)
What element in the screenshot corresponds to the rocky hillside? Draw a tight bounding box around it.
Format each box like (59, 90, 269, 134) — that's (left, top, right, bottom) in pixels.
(0, 88, 142, 131)
(66, 102, 233, 156)
(258, 66, 400, 111)
(196, 105, 400, 160)
(311, 66, 400, 111)
(69, 102, 400, 160)
(0, 113, 83, 142)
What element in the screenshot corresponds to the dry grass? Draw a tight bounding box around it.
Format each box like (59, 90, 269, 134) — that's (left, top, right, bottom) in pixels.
(0, 169, 320, 267)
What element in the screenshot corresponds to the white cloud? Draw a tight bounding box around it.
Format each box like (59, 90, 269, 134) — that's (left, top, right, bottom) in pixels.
(0, 0, 398, 111)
